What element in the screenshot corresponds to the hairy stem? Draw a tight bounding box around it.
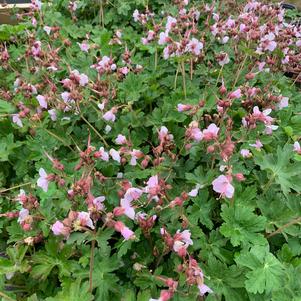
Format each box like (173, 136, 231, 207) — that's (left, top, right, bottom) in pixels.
(267, 217, 301, 238)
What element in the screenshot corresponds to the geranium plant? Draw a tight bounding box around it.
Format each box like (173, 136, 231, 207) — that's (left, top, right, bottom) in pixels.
(0, 0, 301, 300)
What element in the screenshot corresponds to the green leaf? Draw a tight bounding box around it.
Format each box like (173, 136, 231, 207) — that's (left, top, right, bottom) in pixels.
(254, 145, 301, 195)
(45, 278, 93, 301)
(0, 99, 15, 114)
(235, 246, 285, 294)
(220, 204, 266, 246)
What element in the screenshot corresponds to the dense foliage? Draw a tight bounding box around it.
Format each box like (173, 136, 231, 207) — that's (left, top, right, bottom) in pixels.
(0, 0, 301, 300)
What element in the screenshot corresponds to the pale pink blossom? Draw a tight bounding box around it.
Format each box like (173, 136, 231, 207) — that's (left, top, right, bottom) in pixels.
(130, 149, 142, 166)
(31, 41, 41, 57)
(78, 42, 90, 52)
(43, 26, 52, 35)
(120, 198, 135, 220)
(18, 208, 29, 223)
(293, 142, 301, 155)
(186, 38, 203, 56)
(77, 212, 94, 229)
(51, 221, 69, 237)
(12, 114, 23, 127)
(115, 134, 127, 145)
(16, 189, 26, 204)
(103, 110, 116, 122)
(159, 126, 173, 142)
(177, 103, 192, 112)
(79, 73, 89, 86)
(229, 88, 242, 99)
(198, 284, 213, 296)
(278, 97, 289, 109)
(265, 125, 278, 135)
(93, 196, 105, 211)
(133, 9, 140, 22)
(218, 53, 230, 66)
(119, 67, 129, 75)
(188, 184, 201, 197)
(109, 149, 121, 163)
(37, 168, 49, 192)
(212, 175, 234, 198)
(249, 139, 263, 150)
(97, 147, 109, 161)
(124, 187, 143, 201)
(261, 33, 277, 52)
(240, 149, 252, 158)
(36, 95, 47, 109)
(166, 16, 177, 32)
(203, 124, 219, 141)
(48, 109, 57, 121)
(252, 106, 273, 124)
(114, 221, 135, 240)
(173, 229, 193, 254)
(190, 127, 203, 142)
(158, 31, 169, 45)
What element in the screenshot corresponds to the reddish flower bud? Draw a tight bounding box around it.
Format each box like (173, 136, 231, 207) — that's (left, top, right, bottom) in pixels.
(235, 173, 245, 182)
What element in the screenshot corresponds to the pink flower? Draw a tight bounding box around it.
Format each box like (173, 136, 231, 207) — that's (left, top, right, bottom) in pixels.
(48, 109, 57, 121)
(158, 32, 169, 45)
(96, 147, 109, 161)
(61, 91, 71, 102)
(114, 221, 135, 240)
(18, 208, 29, 223)
(203, 123, 219, 141)
(212, 175, 234, 198)
(190, 126, 203, 142)
(130, 149, 142, 166)
(186, 38, 203, 56)
(249, 139, 263, 150)
(261, 33, 277, 52)
(16, 189, 26, 204)
(188, 184, 201, 197)
(93, 196, 105, 211)
(120, 198, 135, 220)
(229, 88, 242, 99)
(177, 103, 192, 112)
(252, 106, 273, 124)
(124, 187, 143, 201)
(198, 284, 213, 296)
(12, 114, 23, 127)
(265, 124, 278, 135)
(159, 126, 173, 142)
(77, 212, 94, 229)
(293, 142, 301, 155)
(115, 134, 127, 145)
(78, 42, 90, 52)
(173, 230, 193, 255)
(133, 9, 140, 22)
(166, 16, 177, 32)
(145, 175, 159, 194)
(103, 110, 116, 122)
(79, 73, 89, 86)
(36, 95, 47, 109)
(43, 26, 52, 35)
(119, 67, 129, 75)
(37, 168, 49, 192)
(278, 97, 289, 109)
(240, 149, 252, 158)
(31, 41, 41, 57)
(51, 221, 70, 237)
(109, 149, 121, 163)
(218, 52, 230, 66)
